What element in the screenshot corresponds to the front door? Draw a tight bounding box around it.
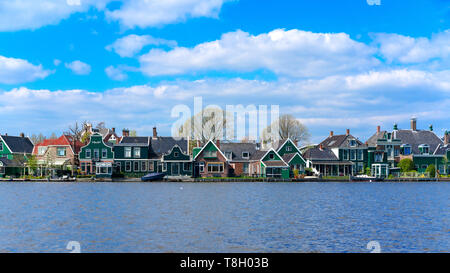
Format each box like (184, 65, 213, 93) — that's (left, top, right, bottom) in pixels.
(172, 163, 179, 175)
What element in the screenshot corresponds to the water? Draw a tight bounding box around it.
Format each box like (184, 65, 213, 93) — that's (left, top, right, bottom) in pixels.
(0, 182, 448, 253)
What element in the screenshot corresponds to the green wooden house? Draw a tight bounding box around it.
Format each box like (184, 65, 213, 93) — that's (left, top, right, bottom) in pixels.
(249, 148, 290, 179)
(162, 144, 192, 177)
(113, 137, 151, 176)
(275, 138, 307, 176)
(79, 133, 114, 178)
(193, 140, 230, 178)
(0, 134, 34, 178)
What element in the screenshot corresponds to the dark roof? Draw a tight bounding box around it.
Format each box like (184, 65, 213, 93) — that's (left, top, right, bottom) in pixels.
(1, 135, 34, 154)
(250, 150, 267, 161)
(319, 134, 365, 148)
(220, 142, 257, 161)
(116, 137, 150, 146)
(434, 144, 450, 155)
(366, 131, 387, 147)
(303, 147, 339, 161)
(264, 161, 288, 167)
(394, 130, 443, 155)
(0, 158, 19, 167)
(281, 153, 295, 162)
(149, 137, 188, 159)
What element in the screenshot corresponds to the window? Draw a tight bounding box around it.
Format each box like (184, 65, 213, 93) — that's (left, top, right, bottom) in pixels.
(57, 147, 66, 157)
(242, 152, 250, 159)
(204, 150, 217, 158)
(102, 149, 107, 158)
(134, 161, 140, 172)
(116, 162, 121, 172)
(357, 162, 364, 173)
(343, 150, 349, 160)
(286, 146, 292, 152)
(243, 163, 249, 173)
(94, 149, 99, 160)
(85, 149, 91, 159)
(141, 161, 147, 172)
(133, 147, 141, 158)
(357, 150, 364, 160)
(163, 163, 167, 172)
(81, 162, 86, 173)
(148, 161, 154, 171)
(183, 162, 191, 171)
(208, 163, 224, 173)
(199, 162, 205, 172)
(438, 165, 445, 174)
(0, 142, 2, 151)
(403, 145, 411, 155)
(421, 165, 428, 170)
(375, 153, 383, 162)
(38, 146, 46, 155)
(419, 144, 429, 155)
(394, 149, 400, 156)
(350, 150, 356, 160)
(174, 152, 179, 157)
(125, 147, 132, 158)
(125, 161, 131, 172)
(349, 140, 356, 147)
(225, 152, 232, 160)
(269, 153, 275, 160)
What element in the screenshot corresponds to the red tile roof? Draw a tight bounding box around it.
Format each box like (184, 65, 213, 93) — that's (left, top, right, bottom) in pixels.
(32, 135, 84, 154)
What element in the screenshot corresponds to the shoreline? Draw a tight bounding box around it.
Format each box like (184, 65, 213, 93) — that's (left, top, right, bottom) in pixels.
(1, 178, 449, 183)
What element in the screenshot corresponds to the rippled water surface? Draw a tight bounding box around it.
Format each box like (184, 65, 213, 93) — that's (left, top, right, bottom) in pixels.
(0, 182, 448, 253)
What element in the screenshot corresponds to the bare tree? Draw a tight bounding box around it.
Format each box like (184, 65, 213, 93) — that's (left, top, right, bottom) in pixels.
(65, 121, 84, 177)
(30, 133, 46, 145)
(262, 114, 310, 145)
(177, 107, 227, 144)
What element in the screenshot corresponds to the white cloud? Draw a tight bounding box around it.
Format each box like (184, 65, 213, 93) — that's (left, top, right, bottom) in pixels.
(106, 34, 177, 57)
(374, 30, 450, 64)
(105, 65, 128, 81)
(105, 0, 231, 29)
(65, 60, 91, 75)
(0, 0, 110, 31)
(0, 55, 51, 84)
(139, 29, 378, 78)
(1, 69, 449, 141)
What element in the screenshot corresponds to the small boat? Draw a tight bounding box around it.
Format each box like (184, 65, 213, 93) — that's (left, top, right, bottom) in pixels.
(141, 172, 166, 182)
(350, 175, 384, 182)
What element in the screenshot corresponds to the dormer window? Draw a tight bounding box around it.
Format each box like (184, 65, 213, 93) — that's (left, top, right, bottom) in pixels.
(349, 139, 356, 147)
(419, 144, 429, 155)
(242, 152, 250, 159)
(401, 144, 411, 155)
(225, 152, 232, 160)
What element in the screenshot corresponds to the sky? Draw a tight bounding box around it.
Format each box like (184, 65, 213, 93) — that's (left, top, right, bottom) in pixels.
(0, 0, 449, 143)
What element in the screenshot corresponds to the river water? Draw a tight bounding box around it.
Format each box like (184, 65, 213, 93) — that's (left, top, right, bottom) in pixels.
(0, 182, 448, 253)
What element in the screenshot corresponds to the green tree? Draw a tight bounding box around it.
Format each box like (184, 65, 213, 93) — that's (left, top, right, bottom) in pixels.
(426, 164, 436, 178)
(398, 158, 415, 172)
(81, 131, 91, 143)
(27, 155, 38, 176)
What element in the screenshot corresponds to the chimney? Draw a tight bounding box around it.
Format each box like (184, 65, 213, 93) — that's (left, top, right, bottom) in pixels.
(346, 129, 350, 136)
(445, 131, 449, 145)
(153, 127, 158, 139)
(411, 117, 417, 131)
(377, 126, 381, 134)
(197, 140, 201, 147)
(216, 139, 220, 149)
(122, 129, 129, 137)
(330, 131, 334, 137)
(294, 140, 298, 147)
(112, 127, 115, 133)
(20, 132, 24, 138)
(319, 144, 324, 150)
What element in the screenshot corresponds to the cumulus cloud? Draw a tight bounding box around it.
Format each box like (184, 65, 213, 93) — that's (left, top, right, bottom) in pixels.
(106, 34, 177, 57)
(139, 29, 379, 78)
(105, 0, 231, 29)
(374, 30, 450, 64)
(0, 0, 110, 31)
(1, 69, 449, 141)
(0, 55, 51, 84)
(105, 65, 128, 81)
(65, 60, 92, 75)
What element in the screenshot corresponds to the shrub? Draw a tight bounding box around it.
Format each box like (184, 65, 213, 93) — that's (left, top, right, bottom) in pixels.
(398, 158, 415, 172)
(426, 164, 436, 178)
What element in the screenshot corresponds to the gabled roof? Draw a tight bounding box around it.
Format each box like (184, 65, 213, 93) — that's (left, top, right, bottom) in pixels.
(32, 135, 83, 155)
(250, 148, 288, 166)
(115, 136, 150, 147)
(150, 137, 188, 159)
(276, 138, 302, 153)
(103, 130, 122, 144)
(220, 142, 257, 161)
(394, 130, 443, 155)
(366, 131, 387, 147)
(0, 135, 34, 154)
(281, 153, 296, 163)
(0, 157, 20, 167)
(250, 150, 267, 161)
(303, 146, 339, 161)
(320, 134, 365, 148)
(193, 140, 227, 161)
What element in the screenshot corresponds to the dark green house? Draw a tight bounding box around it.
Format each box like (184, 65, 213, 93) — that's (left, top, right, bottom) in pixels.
(162, 144, 192, 177)
(79, 133, 114, 178)
(275, 138, 307, 176)
(113, 136, 151, 176)
(0, 134, 34, 178)
(249, 148, 290, 179)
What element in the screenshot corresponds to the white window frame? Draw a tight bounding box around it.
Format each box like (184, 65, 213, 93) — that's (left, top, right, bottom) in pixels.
(94, 149, 99, 160)
(242, 152, 250, 159)
(0, 142, 3, 151)
(57, 147, 66, 157)
(133, 147, 141, 158)
(125, 161, 131, 172)
(141, 161, 147, 172)
(199, 162, 205, 172)
(85, 149, 91, 159)
(134, 161, 140, 172)
(183, 162, 191, 171)
(102, 148, 107, 158)
(125, 147, 132, 158)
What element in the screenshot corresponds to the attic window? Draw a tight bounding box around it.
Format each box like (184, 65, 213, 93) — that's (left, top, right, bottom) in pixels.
(419, 144, 429, 155)
(269, 153, 275, 160)
(401, 144, 411, 155)
(286, 146, 292, 152)
(174, 152, 179, 157)
(349, 139, 356, 147)
(242, 152, 250, 159)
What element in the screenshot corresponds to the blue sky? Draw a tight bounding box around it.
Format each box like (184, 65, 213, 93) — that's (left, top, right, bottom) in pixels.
(0, 0, 449, 143)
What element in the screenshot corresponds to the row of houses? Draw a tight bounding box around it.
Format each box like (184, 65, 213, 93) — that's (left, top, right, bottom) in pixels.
(1, 118, 449, 179)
